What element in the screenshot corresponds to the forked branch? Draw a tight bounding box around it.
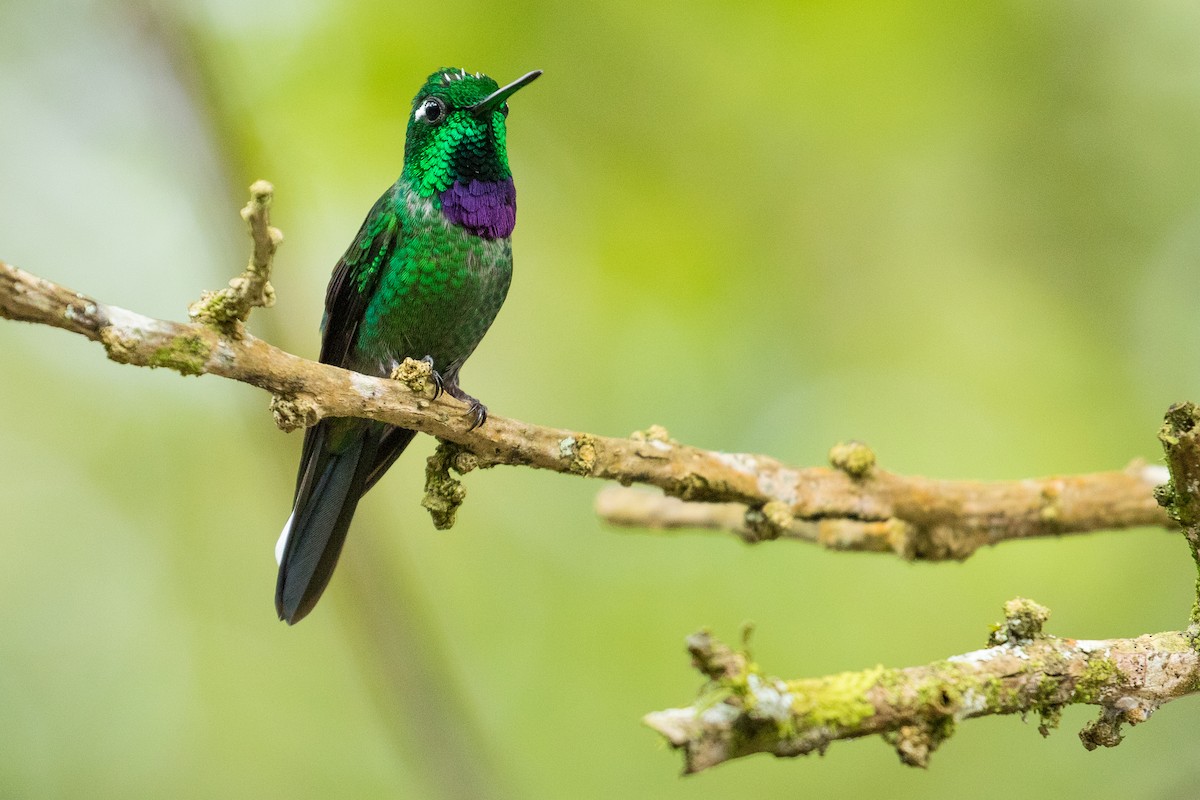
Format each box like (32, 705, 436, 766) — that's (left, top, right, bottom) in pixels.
(0, 185, 1174, 541)
(3, 183, 1194, 776)
(646, 403, 1200, 773)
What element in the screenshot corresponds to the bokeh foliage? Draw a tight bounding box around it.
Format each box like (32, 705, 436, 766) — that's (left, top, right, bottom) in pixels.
(2, 0, 1200, 797)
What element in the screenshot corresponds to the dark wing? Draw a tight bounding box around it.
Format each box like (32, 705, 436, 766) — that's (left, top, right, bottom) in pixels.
(294, 186, 402, 498)
(317, 185, 403, 367)
(277, 185, 416, 623)
(363, 427, 418, 492)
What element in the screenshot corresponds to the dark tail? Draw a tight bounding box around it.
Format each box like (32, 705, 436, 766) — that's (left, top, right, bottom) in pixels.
(274, 420, 415, 624)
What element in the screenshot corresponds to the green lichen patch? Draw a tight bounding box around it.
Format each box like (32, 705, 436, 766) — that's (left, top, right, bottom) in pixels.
(988, 597, 1051, 646)
(1037, 704, 1064, 737)
(99, 327, 137, 363)
(787, 666, 884, 730)
(978, 675, 1019, 710)
(1074, 655, 1121, 703)
(423, 441, 469, 529)
(189, 288, 243, 327)
(147, 333, 211, 376)
(188, 183, 280, 329)
(1152, 480, 1176, 516)
(828, 440, 877, 479)
(1158, 402, 1200, 527)
(270, 394, 318, 432)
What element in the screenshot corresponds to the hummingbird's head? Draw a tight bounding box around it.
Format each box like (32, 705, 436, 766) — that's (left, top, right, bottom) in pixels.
(402, 68, 541, 199)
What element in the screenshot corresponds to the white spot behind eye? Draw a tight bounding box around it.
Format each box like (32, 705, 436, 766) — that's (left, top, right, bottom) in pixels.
(414, 104, 427, 121)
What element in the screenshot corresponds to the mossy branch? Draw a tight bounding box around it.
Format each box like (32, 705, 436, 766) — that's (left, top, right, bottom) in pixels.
(647, 403, 1200, 775)
(1155, 402, 1200, 635)
(6, 185, 1199, 776)
(0, 183, 1177, 539)
(646, 599, 1200, 773)
(187, 179, 280, 330)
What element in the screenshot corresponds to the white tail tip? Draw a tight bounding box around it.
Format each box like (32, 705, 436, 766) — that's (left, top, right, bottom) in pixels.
(275, 511, 294, 565)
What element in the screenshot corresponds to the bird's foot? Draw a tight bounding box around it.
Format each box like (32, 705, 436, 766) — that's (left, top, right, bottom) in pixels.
(420, 355, 446, 399)
(389, 356, 446, 399)
(444, 383, 488, 430)
(397, 357, 484, 429)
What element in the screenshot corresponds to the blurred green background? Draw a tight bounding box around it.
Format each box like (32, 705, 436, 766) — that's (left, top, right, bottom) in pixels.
(3, 0, 1200, 797)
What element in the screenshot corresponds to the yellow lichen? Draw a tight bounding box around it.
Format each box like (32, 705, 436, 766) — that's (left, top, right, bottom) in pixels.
(787, 665, 884, 729)
(829, 440, 877, 479)
(631, 424, 675, 444)
(565, 433, 597, 475)
(391, 357, 436, 394)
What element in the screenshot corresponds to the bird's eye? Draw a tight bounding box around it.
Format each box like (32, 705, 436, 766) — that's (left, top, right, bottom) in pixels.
(500, 103, 509, 118)
(417, 97, 445, 124)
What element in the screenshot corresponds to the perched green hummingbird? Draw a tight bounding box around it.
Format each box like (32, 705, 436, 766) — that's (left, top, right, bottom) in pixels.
(275, 67, 541, 624)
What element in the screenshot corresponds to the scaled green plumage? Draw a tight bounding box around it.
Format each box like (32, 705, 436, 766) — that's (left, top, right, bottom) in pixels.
(275, 67, 540, 624)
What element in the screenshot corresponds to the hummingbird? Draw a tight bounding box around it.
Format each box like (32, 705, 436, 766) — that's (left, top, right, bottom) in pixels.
(274, 67, 541, 624)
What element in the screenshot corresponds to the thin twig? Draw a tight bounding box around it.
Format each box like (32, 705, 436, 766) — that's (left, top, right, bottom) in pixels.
(596, 460, 1171, 561)
(187, 179, 280, 329)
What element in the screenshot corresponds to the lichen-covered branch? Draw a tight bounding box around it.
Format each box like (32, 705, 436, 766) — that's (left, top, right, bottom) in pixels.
(0, 184, 1176, 541)
(5, 183, 1200, 777)
(645, 599, 1200, 773)
(1155, 402, 1200, 635)
(188, 179, 280, 329)
(596, 455, 1172, 561)
(596, 485, 944, 554)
